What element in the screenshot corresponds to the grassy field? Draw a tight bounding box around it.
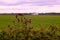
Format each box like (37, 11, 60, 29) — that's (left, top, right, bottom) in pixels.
(0, 15, 60, 30)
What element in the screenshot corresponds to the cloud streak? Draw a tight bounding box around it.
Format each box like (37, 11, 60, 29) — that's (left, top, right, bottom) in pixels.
(0, 5, 60, 13)
(0, 0, 60, 6)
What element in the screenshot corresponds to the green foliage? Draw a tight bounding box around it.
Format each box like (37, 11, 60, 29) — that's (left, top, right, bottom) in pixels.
(0, 14, 60, 40)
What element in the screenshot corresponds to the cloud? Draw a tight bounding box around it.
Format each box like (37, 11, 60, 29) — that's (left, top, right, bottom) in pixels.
(0, 0, 60, 6)
(0, 0, 20, 5)
(0, 5, 60, 13)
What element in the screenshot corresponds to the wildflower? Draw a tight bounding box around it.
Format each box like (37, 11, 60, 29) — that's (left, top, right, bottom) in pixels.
(24, 18, 28, 25)
(8, 25, 12, 30)
(28, 19, 32, 23)
(24, 17, 26, 20)
(16, 14, 18, 19)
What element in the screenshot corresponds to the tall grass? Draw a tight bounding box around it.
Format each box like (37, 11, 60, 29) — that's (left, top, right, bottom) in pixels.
(0, 14, 60, 40)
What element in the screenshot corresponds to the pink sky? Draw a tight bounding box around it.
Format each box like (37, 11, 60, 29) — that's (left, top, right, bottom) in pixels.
(0, 0, 60, 13)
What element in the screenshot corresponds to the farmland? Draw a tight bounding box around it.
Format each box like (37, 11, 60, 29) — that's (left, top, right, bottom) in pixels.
(0, 15, 60, 30)
(0, 14, 60, 40)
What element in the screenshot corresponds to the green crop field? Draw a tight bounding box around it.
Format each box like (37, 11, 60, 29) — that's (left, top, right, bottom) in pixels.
(0, 15, 60, 30)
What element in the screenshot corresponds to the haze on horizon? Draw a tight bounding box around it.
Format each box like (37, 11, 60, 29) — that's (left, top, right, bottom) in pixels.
(0, 0, 60, 13)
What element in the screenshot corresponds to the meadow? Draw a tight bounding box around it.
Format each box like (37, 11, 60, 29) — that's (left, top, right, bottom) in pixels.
(0, 15, 60, 40)
(0, 15, 60, 30)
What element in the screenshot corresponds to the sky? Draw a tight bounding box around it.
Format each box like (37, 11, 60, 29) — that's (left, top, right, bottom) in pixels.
(0, 0, 60, 13)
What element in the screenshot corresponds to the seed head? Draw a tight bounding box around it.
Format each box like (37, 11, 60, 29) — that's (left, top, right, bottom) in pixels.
(16, 14, 18, 19)
(17, 18, 20, 22)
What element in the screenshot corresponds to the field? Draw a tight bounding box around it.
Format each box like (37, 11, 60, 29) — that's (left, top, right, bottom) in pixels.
(0, 15, 60, 40)
(0, 15, 60, 30)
